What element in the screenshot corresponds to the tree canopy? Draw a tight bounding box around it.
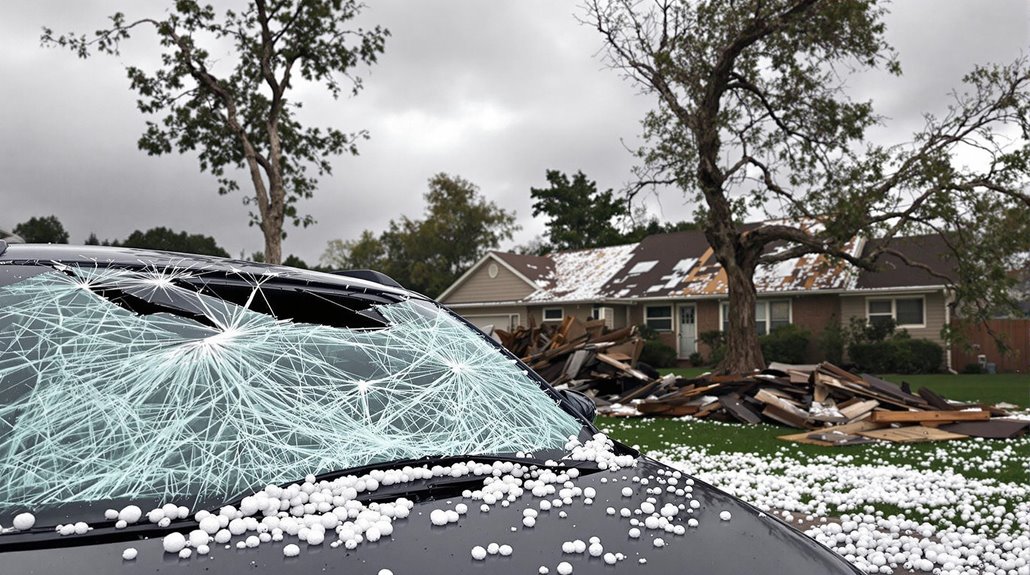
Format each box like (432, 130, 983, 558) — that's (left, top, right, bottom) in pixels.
(43, 0, 389, 264)
(13, 216, 70, 244)
(116, 227, 230, 257)
(586, 0, 1030, 371)
(531, 170, 631, 251)
(321, 173, 519, 297)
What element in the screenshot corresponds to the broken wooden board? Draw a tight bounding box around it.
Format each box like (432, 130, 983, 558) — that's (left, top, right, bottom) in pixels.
(718, 393, 763, 424)
(940, 419, 1030, 439)
(838, 399, 880, 420)
(857, 425, 969, 443)
(595, 353, 651, 382)
(869, 410, 990, 423)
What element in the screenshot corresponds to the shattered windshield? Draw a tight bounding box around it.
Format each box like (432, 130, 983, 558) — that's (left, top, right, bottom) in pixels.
(0, 263, 582, 522)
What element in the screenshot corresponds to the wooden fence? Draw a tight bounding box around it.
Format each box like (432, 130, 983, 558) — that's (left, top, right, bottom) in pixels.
(951, 319, 1030, 373)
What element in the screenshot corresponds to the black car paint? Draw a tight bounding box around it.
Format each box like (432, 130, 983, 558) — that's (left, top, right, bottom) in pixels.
(0, 245, 862, 574)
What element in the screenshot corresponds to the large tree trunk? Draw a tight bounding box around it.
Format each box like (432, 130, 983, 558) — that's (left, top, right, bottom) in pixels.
(720, 257, 766, 373)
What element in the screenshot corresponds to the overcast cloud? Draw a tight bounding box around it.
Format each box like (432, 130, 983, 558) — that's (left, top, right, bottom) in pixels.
(1, 1, 1027, 263)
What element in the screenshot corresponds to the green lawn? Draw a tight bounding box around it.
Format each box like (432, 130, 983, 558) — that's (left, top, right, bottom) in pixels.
(660, 368, 1029, 407)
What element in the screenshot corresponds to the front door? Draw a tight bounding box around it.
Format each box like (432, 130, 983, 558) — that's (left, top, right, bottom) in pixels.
(678, 304, 696, 358)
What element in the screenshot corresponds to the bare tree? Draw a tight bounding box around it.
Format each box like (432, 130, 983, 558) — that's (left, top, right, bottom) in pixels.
(43, 0, 388, 264)
(585, 0, 1030, 371)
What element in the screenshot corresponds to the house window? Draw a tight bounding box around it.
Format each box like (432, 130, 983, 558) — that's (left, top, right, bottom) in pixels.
(542, 307, 564, 322)
(721, 300, 792, 335)
(644, 305, 673, 332)
(867, 296, 924, 327)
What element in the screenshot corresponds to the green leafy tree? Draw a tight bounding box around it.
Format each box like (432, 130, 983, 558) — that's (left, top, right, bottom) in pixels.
(586, 0, 1030, 371)
(43, 1, 389, 264)
(13, 215, 70, 244)
(117, 227, 229, 257)
(321, 230, 387, 270)
(324, 174, 519, 297)
(531, 170, 631, 251)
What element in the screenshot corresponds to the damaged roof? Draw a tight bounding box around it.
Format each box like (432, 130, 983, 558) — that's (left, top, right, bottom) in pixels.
(450, 228, 955, 305)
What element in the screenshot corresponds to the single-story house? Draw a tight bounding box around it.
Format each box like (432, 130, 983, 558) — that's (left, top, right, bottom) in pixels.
(438, 228, 958, 368)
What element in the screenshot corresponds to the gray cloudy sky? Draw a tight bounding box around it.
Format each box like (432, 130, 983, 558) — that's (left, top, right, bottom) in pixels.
(1, 1, 1028, 263)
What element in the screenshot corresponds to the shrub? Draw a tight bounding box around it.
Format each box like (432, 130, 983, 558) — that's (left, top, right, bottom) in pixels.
(697, 330, 725, 366)
(759, 324, 811, 364)
(848, 336, 943, 374)
(639, 338, 678, 368)
(818, 318, 845, 364)
(961, 362, 985, 374)
(687, 352, 703, 366)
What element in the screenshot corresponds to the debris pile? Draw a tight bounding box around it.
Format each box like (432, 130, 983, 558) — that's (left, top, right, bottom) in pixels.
(496, 320, 1027, 445)
(495, 317, 648, 393)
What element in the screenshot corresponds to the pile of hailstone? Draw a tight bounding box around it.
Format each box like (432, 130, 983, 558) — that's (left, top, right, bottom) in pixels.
(654, 435, 1030, 575)
(0, 432, 653, 569)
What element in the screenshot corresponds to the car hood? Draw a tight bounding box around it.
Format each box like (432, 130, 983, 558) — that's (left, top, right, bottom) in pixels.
(1, 456, 858, 575)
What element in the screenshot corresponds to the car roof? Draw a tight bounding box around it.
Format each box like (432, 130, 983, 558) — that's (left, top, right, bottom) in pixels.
(0, 243, 413, 298)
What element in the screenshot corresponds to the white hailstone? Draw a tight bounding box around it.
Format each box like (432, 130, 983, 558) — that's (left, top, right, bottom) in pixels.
(119, 505, 143, 524)
(606, 507, 616, 516)
(430, 509, 448, 526)
(621, 487, 633, 497)
(158, 517, 171, 528)
(378, 570, 393, 575)
(122, 548, 138, 560)
(539, 567, 549, 574)
(197, 545, 210, 555)
(499, 544, 513, 556)
(603, 552, 617, 565)
(147, 508, 165, 524)
(199, 516, 221, 535)
(163, 532, 187, 554)
(283, 544, 301, 557)
(13, 513, 35, 531)
(720, 511, 732, 521)
(105, 509, 119, 520)
(589, 542, 604, 556)
(307, 529, 325, 545)
(471, 546, 487, 560)
(583, 487, 596, 498)
(562, 541, 576, 553)
(235, 541, 247, 549)
(246, 535, 260, 548)
(640, 502, 656, 514)
(653, 537, 666, 548)
(629, 527, 641, 538)
(573, 539, 586, 553)
(456, 503, 468, 515)
(480, 504, 490, 512)
(557, 561, 574, 575)
(59, 524, 75, 536)
(620, 508, 631, 518)
(559, 511, 568, 518)
(115, 520, 127, 529)
(523, 517, 536, 528)
(228, 518, 247, 535)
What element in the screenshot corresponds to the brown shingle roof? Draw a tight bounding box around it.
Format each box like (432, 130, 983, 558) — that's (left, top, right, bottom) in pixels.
(491, 251, 554, 285)
(856, 235, 956, 289)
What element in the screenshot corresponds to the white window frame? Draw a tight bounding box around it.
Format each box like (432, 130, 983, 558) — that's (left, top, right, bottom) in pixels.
(542, 307, 564, 322)
(644, 304, 674, 332)
(866, 296, 926, 328)
(719, 299, 792, 335)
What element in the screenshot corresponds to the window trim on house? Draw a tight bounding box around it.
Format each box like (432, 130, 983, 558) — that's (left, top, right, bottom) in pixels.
(719, 299, 793, 336)
(542, 307, 564, 322)
(644, 304, 674, 332)
(865, 296, 926, 328)
(464, 313, 521, 332)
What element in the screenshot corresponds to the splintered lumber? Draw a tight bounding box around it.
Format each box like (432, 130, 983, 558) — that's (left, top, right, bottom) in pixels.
(838, 400, 880, 420)
(857, 426, 969, 443)
(940, 419, 1030, 439)
(869, 410, 990, 423)
(719, 393, 763, 424)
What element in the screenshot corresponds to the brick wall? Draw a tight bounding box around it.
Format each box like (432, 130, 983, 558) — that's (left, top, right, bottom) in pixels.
(790, 294, 841, 361)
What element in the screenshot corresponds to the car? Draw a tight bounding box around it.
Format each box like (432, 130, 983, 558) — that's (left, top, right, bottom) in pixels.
(0, 242, 861, 574)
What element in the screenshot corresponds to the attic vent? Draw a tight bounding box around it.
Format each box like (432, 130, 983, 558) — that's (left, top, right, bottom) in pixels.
(488, 263, 499, 278)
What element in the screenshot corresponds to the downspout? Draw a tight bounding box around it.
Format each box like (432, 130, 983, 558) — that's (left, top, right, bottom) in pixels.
(945, 288, 956, 374)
